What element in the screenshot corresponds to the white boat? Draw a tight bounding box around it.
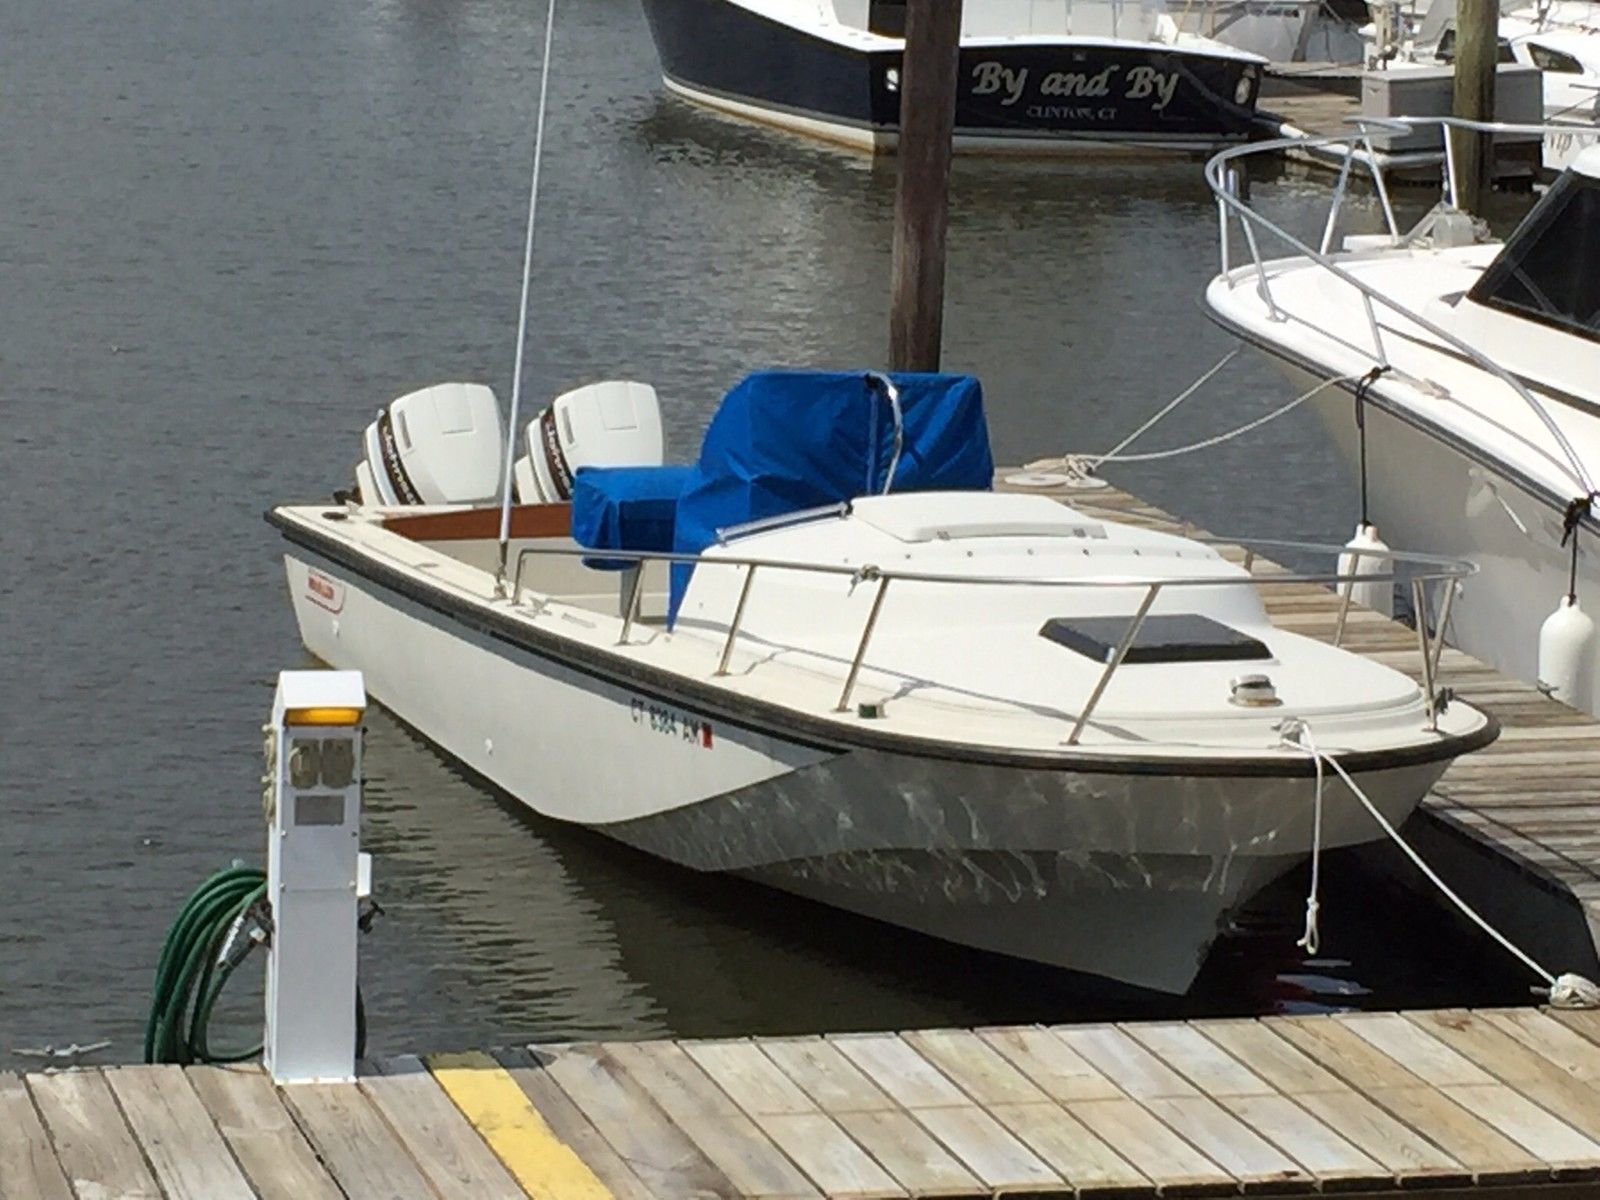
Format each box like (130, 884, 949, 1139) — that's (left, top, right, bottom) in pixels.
(1172, 0, 1323, 61)
(269, 369, 1493, 993)
(1365, 0, 1600, 166)
(1206, 121, 1600, 713)
(637, 0, 1268, 154)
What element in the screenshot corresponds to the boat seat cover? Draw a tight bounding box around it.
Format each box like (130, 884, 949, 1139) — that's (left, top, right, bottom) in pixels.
(669, 370, 993, 622)
(571, 464, 694, 569)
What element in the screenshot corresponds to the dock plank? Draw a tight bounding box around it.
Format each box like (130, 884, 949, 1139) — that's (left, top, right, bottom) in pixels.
(1482, 1009, 1600, 1081)
(282, 1075, 441, 1200)
(757, 1037, 896, 1114)
(976, 1025, 1123, 1102)
(1053, 1025, 1198, 1099)
(828, 1034, 968, 1108)
(27, 1068, 163, 1200)
(833, 1109, 984, 1197)
(986, 1101, 1151, 1195)
(0, 1072, 73, 1200)
(186, 1064, 344, 1200)
(104, 1063, 256, 1200)
(610, 1039, 824, 1199)
(907, 1103, 1064, 1193)
(496, 1047, 658, 1200)
(1216, 1093, 1384, 1182)
(364, 1054, 527, 1199)
(900, 1029, 1049, 1106)
(1123, 1022, 1276, 1097)
(1066, 1097, 1234, 1195)
(539, 1042, 739, 1199)
(1142, 1095, 1313, 1192)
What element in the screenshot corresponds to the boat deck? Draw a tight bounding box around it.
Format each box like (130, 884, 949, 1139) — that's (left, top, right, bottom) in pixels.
(10, 1007, 1600, 1198)
(1045, 477, 1600, 977)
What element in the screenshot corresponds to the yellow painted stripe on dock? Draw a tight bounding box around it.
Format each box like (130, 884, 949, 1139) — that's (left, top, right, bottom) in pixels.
(426, 1051, 613, 1200)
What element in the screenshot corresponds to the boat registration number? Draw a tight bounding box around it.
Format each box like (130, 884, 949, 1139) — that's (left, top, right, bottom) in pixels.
(630, 696, 714, 748)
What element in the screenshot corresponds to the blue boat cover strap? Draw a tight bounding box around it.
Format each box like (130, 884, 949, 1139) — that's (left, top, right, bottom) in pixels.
(669, 371, 993, 620)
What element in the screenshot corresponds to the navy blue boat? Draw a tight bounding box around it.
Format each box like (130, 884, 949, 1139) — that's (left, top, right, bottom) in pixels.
(639, 0, 1265, 154)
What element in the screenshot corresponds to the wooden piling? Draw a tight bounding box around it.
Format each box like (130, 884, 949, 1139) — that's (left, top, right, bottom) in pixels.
(888, 0, 962, 372)
(1451, 0, 1499, 212)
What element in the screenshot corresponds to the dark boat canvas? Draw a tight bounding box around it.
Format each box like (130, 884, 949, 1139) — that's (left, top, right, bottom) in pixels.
(640, 0, 1265, 153)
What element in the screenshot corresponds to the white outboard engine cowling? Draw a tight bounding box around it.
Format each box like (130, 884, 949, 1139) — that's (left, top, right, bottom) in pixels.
(514, 380, 665, 503)
(358, 382, 505, 506)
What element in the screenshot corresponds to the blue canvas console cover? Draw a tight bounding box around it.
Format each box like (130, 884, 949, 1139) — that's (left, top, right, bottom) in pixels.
(571, 465, 693, 570)
(670, 370, 993, 620)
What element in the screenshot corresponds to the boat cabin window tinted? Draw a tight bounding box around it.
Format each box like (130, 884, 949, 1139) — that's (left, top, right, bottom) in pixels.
(1039, 615, 1271, 664)
(1468, 172, 1600, 341)
(1436, 29, 1516, 62)
(868, 0, 907, 35)
(1528, 42, 1584, 73)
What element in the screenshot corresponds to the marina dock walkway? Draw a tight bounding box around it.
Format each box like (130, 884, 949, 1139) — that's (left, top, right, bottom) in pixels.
(1051, 480, 1600, 980)
(9, 1008, 1600, 1197)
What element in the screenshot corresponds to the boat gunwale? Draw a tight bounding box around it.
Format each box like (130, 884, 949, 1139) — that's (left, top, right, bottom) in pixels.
(268, 505, 1500, 778)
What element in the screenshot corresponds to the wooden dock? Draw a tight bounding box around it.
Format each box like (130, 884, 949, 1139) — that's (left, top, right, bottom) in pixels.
(7, 1007, 1600, 1197)
(1045, 480, 1600, 981)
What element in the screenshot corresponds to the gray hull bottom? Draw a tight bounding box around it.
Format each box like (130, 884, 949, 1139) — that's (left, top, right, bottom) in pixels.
(603, 746, 1438, 994)
(741, 849, 1294, 995)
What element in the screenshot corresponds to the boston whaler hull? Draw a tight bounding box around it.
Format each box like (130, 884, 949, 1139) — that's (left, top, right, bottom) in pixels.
(639, 0, 1264, 153)
(276, 533, 1483, 994)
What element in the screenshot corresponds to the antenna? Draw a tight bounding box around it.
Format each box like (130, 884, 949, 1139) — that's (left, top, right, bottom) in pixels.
(495, 0, 560, 598)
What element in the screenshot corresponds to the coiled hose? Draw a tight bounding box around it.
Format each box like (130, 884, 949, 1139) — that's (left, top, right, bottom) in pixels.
(144, 865, 268, 1064)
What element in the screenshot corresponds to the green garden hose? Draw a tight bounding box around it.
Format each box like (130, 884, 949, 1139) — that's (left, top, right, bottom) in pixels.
(143, 865, 267, 1064)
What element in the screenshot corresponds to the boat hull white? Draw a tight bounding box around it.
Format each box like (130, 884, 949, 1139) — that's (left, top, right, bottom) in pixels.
(284, 548, 1462, 993)
(1261, 357, 1598, 712)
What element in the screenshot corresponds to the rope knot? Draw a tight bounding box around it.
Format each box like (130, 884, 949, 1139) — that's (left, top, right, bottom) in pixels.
(1560, 492, 1599, 547)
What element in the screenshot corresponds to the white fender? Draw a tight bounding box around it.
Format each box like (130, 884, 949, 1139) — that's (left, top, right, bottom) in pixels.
(1539, 595, 1596, 707)
(1336, 522, 1393, 616)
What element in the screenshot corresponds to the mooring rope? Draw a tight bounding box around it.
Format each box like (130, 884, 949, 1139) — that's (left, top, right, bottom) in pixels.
(1277, 718, 1600, 1009)
(1029, 369, 1362, 481)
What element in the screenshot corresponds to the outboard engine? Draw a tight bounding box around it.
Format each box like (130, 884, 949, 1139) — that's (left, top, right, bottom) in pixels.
(355, 382, 505, 507)
(513, 380, 665, 502)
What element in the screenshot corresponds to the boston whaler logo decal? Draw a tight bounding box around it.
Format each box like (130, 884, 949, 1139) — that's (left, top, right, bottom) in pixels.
(306, 569, 346, 614)
(631, 695, 714, 748)
(970, 60, 1180, 112)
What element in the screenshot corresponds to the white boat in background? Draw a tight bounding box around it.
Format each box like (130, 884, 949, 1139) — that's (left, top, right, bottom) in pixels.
(637, 0, 1268, 154)
(1172, 0, 1323, 61)
(1365, 0, 1600, 166)
(1206, 121, 1600, 715)
(270, 369, 1493, 994)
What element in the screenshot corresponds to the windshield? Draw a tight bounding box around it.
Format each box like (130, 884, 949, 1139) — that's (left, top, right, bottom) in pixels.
(1468, 171, 1600, 341)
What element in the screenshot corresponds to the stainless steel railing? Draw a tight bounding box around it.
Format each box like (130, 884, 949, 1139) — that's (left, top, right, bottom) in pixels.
(1206, 115, 1597, 498)
(510, 531, 1474, 743)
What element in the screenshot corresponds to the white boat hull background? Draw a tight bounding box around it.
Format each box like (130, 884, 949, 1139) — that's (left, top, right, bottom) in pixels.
(287, 550, 1457, 993)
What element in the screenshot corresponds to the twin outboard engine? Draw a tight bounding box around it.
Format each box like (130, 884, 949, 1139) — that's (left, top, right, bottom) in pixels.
(513, 380, 665, 502)
(355, 382, 505, 507)
(351, 379, 665, 508)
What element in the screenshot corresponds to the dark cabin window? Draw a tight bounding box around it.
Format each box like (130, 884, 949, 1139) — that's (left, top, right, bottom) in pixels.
(868, 0, 907, 35)
(1468, 172, 1600, 341)
(1436, 29, 1515, 62)
(1529, 42, 1584, 74)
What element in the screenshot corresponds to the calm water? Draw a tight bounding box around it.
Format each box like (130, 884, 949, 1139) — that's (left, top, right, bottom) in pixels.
(1, 0, 1535, 1065)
